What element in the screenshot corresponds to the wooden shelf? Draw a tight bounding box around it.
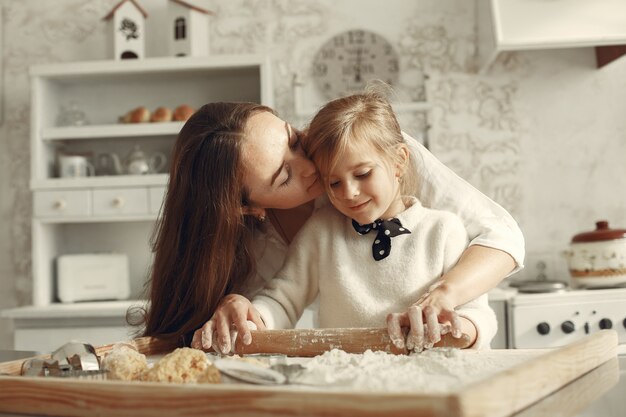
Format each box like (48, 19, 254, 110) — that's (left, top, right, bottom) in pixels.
(42, 122, 184, 141)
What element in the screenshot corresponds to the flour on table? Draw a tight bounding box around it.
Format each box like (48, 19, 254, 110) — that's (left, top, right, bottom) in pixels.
(289, 348, 537, 393)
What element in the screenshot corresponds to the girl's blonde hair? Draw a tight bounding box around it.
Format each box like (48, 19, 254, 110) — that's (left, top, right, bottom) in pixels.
(303, 89, 416, 195)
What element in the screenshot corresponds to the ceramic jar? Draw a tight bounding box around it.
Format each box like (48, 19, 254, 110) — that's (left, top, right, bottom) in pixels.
(563, 220, 626, 288)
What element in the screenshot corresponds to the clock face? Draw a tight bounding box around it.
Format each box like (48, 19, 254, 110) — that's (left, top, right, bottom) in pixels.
(312, 29, 400, 100)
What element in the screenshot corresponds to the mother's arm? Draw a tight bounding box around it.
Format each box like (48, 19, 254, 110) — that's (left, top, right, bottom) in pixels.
(405, 133, 523, 293)
(388, 134, 523, 346)
(404, 132, 524, 271)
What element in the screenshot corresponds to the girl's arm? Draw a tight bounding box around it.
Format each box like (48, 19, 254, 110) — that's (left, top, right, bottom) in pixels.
(388, 210, 506, 350)
(418, 245, 516, 314)
(454, 292, 498, 350)
(407, 224, 516, 347)
(252, 219, 322, 329)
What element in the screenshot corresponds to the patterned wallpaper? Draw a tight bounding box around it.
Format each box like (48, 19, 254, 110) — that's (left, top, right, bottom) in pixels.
(1, 0, 625, 348)
(427, 74, 522, 214)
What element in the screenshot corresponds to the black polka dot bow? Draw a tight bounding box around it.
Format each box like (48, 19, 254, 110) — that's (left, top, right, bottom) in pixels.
(352, 218, 411, 261)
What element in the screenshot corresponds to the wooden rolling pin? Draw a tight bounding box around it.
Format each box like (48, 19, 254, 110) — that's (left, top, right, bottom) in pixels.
(233, 328, 472, 357)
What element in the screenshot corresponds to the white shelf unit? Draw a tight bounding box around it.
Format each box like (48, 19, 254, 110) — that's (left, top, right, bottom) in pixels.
(29, 55, 273, 308)
(477, 0, 626, 72)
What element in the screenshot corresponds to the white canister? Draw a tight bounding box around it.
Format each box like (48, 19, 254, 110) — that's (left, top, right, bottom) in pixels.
(563, 220, 626, 288)
(58, 155, 95, 178)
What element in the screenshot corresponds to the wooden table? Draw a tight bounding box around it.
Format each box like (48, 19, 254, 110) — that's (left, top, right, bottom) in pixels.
(0, 330, 618, 417)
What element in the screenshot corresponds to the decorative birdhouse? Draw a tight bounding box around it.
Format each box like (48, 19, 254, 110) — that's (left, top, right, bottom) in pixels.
(103, 0, 148, 60)
(168, 0, 214, 57)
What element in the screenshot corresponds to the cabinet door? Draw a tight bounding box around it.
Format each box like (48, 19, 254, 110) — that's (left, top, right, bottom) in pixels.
(93, 188, 149, 216)
(34, 190, 91, 218)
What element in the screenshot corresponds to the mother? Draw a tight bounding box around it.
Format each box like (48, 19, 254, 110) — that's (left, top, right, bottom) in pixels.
(140, 102, 524, 350)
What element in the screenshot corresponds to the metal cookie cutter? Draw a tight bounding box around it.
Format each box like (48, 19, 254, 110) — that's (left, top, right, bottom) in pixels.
(21, 342, 106, 380)
(51, 341, 101, 371)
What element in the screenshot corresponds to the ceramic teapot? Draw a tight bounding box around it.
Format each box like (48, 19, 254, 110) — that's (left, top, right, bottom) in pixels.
(98, 145, 166, 175)
(562, 220, 626, 288)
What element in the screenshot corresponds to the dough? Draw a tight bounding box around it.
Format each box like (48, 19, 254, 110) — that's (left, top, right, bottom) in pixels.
(142, 347, 220, 384)
(101, 343, 148, 381)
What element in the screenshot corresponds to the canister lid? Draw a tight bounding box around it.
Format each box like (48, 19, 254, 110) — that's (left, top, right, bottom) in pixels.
(572, 220, 626, 242)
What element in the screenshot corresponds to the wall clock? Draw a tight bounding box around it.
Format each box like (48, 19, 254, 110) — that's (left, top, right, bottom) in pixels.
(312, 29, 400, 100)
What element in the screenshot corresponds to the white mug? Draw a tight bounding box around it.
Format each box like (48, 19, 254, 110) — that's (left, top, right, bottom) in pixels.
(58, 155, 95, 178)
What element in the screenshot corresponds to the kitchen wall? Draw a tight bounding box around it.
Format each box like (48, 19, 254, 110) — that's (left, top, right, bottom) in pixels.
(1, 0, 625, 348)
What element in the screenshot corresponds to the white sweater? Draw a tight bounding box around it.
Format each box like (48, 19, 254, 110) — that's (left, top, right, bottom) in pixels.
(248, 133, 524, 301)
(254, 197, 498, 349)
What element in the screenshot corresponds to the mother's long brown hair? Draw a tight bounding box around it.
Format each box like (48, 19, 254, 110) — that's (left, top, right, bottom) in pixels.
(138, 102, 273, 345)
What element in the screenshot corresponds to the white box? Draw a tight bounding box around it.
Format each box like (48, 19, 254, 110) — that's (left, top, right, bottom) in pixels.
(57, 254, 130, 303)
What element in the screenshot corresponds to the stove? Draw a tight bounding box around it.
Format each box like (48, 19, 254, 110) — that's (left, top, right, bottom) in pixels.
(507, 287, 626, 349)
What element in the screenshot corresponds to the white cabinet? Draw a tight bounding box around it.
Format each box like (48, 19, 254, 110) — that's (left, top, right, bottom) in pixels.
(25, 55, 273, 312)
(4, 55, 272, 350)
(477, 0, 626, 72)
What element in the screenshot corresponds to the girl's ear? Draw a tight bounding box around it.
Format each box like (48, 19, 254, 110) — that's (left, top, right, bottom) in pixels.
(241, 205, 267, 221)
(395, 144, 410, 177)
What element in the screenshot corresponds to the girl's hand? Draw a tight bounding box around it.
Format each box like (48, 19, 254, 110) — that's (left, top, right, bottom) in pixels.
(190, 294, 266, 354)
(415, 280, 464, 338)
(386, 281, 463, 352)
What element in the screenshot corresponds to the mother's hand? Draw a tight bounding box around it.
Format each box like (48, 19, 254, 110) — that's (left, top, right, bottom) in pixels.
(190, 294, 266, 354)
(386, 282, 463, 352)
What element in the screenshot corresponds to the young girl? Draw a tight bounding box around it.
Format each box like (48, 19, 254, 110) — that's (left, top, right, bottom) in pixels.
(201, 92, 497, 352)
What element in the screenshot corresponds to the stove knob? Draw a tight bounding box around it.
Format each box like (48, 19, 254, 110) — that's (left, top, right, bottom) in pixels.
(561, 320, 575, 334)
(624, 318, 626, 330)
(537, 322, 550, 335)
(599, 318, 613, 329)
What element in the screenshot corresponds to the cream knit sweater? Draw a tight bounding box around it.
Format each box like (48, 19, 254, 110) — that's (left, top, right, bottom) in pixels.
(253, 196, 497, 349)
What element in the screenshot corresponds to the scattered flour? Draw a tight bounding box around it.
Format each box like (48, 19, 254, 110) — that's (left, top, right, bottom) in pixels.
(289, 348, 537, 393)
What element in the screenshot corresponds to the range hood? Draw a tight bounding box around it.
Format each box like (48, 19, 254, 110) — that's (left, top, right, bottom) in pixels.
(477, 0, 626, 73)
